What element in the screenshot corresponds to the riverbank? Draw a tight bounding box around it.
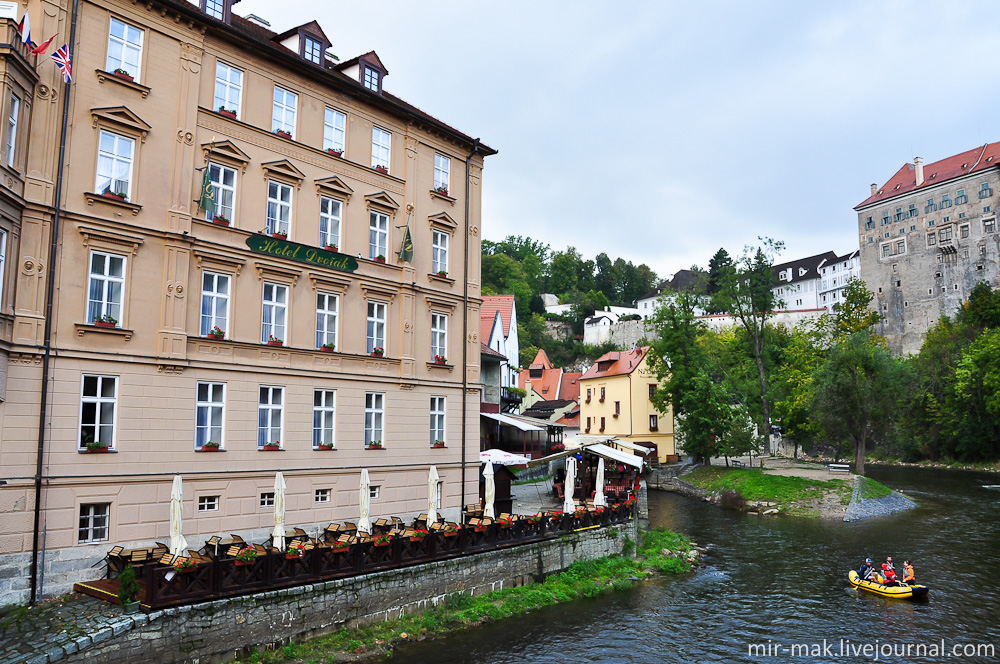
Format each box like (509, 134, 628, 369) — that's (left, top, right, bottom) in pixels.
(234, 528, 698, 664)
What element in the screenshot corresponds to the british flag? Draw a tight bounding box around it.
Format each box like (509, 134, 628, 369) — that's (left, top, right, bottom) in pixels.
(51, 44, 71, 83)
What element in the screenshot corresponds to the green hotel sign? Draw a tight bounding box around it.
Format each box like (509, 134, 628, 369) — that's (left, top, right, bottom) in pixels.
(246, 235, 359, 273)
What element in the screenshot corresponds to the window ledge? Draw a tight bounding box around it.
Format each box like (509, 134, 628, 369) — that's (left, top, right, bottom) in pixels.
(426, 361, 454, 372)
(364, 256, 402, 270)
(95, 69, 151, 98)
(78, 449, 118, 454)
(196, 448, 227, 453)
(84, 192, 142, 216)
(428, 272, 455, 286)
(430, 189, 455, 205)
(75, 323, 133, 341)
(314, 446, 336, 451)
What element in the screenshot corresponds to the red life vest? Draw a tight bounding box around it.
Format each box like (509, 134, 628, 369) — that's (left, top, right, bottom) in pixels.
(882, 563, 896, 581)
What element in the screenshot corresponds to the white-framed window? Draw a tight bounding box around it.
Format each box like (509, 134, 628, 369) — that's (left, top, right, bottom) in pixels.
(260, 492, 275, 508)
(303, 36, 323, 64)
(650, 414, 659, 431)
(0, 229, 6, 305)
(369, 210, 388, 259)
(369, 485, 380, 500)
(431, 313, 447, 359)
(434, 153, 450, 192)
(6, 93, 18, 168)
(200, 271, 230, 336)
(364, 66, 380, 92)
(258, 386, 283, 448)
(78, 503, 110, 543)
(214, 62, 242, 117)
(261, 282, 288, 343)
(313, 389, 336, 449)
(95, 130, 135, 198)
(316, 292, 338, 349)
(266, 180, 292, 236)
(430, 396, 445, 446)
(366, 301, 386, 353)
(986, 219, 996, 233)
(432, 230, 449, 274)
(271, 86, 297, 137)
(315, 488, 331, 503)
(324, 108, 346, 153)
(364, 392, 384, 446)
(203, 0, 225, 20)
(371, 126, 390, 170)
(106, 17, 143, 81)
(195, 382, 225, 449)
(198, 495, 220, 512)
(319, 196, 341, 248)
(205, 163, 236, 221)
(80, 375, 117, 450)
(87, 251, 125, 325)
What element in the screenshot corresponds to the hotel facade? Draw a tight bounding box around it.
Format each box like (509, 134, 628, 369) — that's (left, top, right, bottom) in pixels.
(0, 0, 494, 606)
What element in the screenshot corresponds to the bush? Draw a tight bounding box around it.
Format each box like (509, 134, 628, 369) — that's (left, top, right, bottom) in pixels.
(117, 563, 141, 605)
(719, 489, 746, 511)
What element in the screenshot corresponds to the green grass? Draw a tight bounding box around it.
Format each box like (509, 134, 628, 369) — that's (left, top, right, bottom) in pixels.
(858, 476, 892, 500)
(235, 528, 691, 663)
(685, 466, 849, 505)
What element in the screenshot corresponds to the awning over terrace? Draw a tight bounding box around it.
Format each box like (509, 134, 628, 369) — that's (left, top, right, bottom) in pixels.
(480, 412, 545, 431)
(526, 441, 644, 470)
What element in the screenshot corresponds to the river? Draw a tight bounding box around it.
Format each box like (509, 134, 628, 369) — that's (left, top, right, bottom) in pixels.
(396, 465, 999, 663)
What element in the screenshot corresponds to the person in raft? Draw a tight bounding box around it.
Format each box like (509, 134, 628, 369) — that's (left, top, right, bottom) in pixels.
(859, 558, 876, 581)
(881, 556, 898, 585)
(902, 560, 915, 584)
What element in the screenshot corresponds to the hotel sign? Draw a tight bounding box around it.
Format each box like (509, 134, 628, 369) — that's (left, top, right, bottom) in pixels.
(246, 235, 358, 273)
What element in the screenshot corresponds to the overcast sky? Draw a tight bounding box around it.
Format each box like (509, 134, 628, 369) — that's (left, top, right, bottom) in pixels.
(236, 0, 1000, 278)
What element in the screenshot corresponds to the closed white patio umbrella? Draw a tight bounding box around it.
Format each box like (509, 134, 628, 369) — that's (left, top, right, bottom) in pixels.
(563, 457, 577, 513)
(483, 461, 496, 519)
(359, 469, 372, 533)
(594, 458, 607, 508)
(427, 466, 439, 526)
(272, 472, 286, 552)
(169, 475, 188, 556)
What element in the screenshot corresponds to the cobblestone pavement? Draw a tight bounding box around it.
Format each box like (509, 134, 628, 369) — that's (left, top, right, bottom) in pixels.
(0, 593, 146, 664)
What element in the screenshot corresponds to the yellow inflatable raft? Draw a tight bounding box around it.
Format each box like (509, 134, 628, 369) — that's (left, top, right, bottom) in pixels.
(848, 570, 929, 599)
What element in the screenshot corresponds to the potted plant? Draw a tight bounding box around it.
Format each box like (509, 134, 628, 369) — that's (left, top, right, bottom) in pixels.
(234, 546, 257, 566)
(497, 517, 513, 529)
(549, 510, 564, 522)
(112, 67, 133, 82)
(374, 164, 388, 174)
(267, 335, 283, 347)
(173, 557, 196, 573)
(366, 440, 383, 450)
(320, 342, 335, 353)
(374, 255, 386, 264)
(201, 441, 221, 452)
(274, 128, 292, 139)
(271, 229, 288, 239)
(316, 442, 334, 450)
(102, 188, 128, 202)
(331, 541, 350, 553)
(86, 439, 110, 453)
(526, 513, 543, 524)
(217, 106, 237, 119)
(371, 534, 391, 547)
(435, 185, 449, 196)
(212, 214, 230, 226)
(434, 355, 447, 365)
(285, 541, 306, 559)
(117, 563, 141, 612)
(441, 523, 459, 537)
(327, 148, 343, 157)
(574, 507, 587, 519)
(432, 440, 445, 449)
(208, 325, 225, 339)
(436, 270, 448, 277)
(94, 314, 118, 329)
(324, 243, 338, 252)
(370, 347, 384, 357)
(408, 528, 429, 543)
(262, 441, 281, 451)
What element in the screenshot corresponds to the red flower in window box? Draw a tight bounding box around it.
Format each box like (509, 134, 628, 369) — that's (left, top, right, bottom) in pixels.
(324, 244, 338, 252)
(112, 68, 133, 82)
(327, 148, 343, 157)
(267, 335, 283, 347)
(373, 255, 386, 264)
(102, 190, 127, 202)
(201, 441, 221, 452)
(316, 443, 334, 450)
(212, 215, 230, 226)
(94, 315, 118, 328)
(274, 129, 292, 139)
(434, 355, 447, 364)
(271, 230, 288, 239)
(370, 347, 384, 357)
(217, 107, 237, 119)
(262, 442, 281, 451)
(374, 164, 388, 174)
(319, 343, 335, 352)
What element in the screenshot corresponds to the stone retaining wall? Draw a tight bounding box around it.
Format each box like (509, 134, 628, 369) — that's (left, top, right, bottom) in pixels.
(60, 523, 636, 664)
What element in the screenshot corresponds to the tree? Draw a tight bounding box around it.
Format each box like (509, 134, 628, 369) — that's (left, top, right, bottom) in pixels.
(706, 248, 735, 314)
(772, 317, 832, 457)
(810, 331, 912, 475)
(834, 277, 882, 342)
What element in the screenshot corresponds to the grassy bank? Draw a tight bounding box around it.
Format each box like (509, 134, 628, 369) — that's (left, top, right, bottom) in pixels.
(684, 466, 854, 517)
(858, 475, 892, 499)
(237, 528, 692, 663)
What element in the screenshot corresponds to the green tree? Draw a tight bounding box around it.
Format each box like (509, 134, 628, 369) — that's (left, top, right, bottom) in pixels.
(772, 317, 832, 456)
(947, 329, 1000, 459)
(706, 248, 735, 314)
(834, 277, 882, 342)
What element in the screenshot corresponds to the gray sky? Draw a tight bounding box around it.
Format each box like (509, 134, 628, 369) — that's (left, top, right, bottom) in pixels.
(235, 0, 1000, 278)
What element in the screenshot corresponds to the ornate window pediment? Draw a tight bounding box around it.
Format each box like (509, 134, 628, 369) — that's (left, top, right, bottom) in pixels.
(428, 211, 458, 231)
(91, 106, 151, 142)
(261, 159, 305, 185)
(202, 139, 250, 171)
(364, 191, 399, 212)
(315, 175, 354, 200)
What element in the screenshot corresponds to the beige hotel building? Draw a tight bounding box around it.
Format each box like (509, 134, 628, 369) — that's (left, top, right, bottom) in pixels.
(0, 0, 494, 606)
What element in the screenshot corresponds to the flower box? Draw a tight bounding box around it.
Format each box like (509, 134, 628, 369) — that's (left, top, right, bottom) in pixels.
(473, 526, 487, 533)
(274, 129, 292, 139)
(267, 340, 283, 347)
(234, 560, 254, 567)
(262, 444, 281, 451)
(212, 216, 230, 226)
(432, 442, 445, 449)
(95, 320, 117, 329)
(372, 537, 391, 547)
(370, 349, 384, 357)
(112, 69, 133, 82)
(374, 165, 388, 174)
(319, 345, 334, 352)
(373, 256, 386, 264)
(324, 245, 338, 252)
(366, 444, 384, 451)
(102, 191, 126, 202)
(200, 444, 221, 452)
(285, 553, 303, 560)
(86, 446, 110, 453)
(435, 186, 449, 196)
(442, 530, 458, 537)
(218, 109, 237, 120)
(436, 271, 448, 277)
(271, 232, 288, 239)
(316, 444, 334, 451)
(327, 148, 343, 157)
(331, 545, 350, 554)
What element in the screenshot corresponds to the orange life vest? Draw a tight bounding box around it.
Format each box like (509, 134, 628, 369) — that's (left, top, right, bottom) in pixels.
(903, 564, 914, 582)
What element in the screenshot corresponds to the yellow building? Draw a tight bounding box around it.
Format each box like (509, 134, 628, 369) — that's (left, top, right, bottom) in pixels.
(0, 0, 494, 606)
(578, 347, 676, 463)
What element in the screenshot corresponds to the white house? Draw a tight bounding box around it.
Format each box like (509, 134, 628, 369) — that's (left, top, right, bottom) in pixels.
(817, 251, 861, 313)
(481, 295, 520, 386)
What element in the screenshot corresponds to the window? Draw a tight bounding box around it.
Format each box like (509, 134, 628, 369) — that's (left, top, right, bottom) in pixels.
(364, 66, 380, 92)
(313, 389, 336, 448)
(959, 212, 966, 219)
(894, 207, 903, 222)
(431, 313, 447, 359)
(198, 496, 219, 512)
(430, 396, 446, 446)
(369, 210, 388, 259)
(434, 153, 450, 192)
(864, 219, 875, 230)
(925, 198, 937, 213)
(261, 282, 288, 343)
(649, 414, 659, 431)
(214, 62, 242, 117)
(961, 225, 970, 239)
(315, 488, 331, 503)
(927, 233, 936, 246)
(943, 216, 950, 223)
(614, 401, 620, 417)
(95, 130, 134, 197)
(907, 203, 917, 218)
(369, 486, 380, 500)
(80, 375, 117, 449)
(898, 228, 905, 235)
(985, 206, 992, 213)
(432, 230, 449, 274)
(303, 36, 322, 65)
(586, 388, 592, 403)
(315, 292, 338, 349)
(271, 86, 297, 137)
(585, 416, 591, 432)
(956, 189, 967, 205)
(106, 17, 143, 81)
(599, 387, 606, 402)
(910, 225, 916, 232)
(649, 384, 656, 400)
(986, 219, 996, 233)
(204, 163, 236, 221)
(940, 227, 953, 242)
(896, 240, 905, 254)
(882, 244, 890, 258)
(980, 183, 993, 199)
(367, 301, 386, 352)
(940, 193, 952, 208)
(196, 382, 225, 449)
(365, 392, 384, 445)
(266, 180, 292, 236)
(599, 416, 606, 432)
(78, 503, 110, 543)
(6, 93, 18, 168)
(203, 0, 226, 20)
(928, 219, 935, 227)
(260, 492, 275, 508)
(87, 251, 125, 325)
(371, 126, 391, 170)
(319, 196, 341, 248)
(434, 481, 443, 509)
(881, 212, 890, 225)
(200, 271, 230, 336)
(324, 108, 346, 153)
(258, 386, 283, 448)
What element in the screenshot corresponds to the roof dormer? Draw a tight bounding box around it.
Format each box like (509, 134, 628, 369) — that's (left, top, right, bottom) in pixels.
(273, 21, 331, 67)
(335, 51, 388, 94)
(201, 0, 234, 24)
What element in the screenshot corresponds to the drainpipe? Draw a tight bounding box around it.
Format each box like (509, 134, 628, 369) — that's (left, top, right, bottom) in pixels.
(460, 139, 480, 510)
(30, 0, 79, 605)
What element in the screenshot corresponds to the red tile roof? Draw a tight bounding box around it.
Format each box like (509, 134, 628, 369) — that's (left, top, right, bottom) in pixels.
(556, 410, 580, 428)
(481, 296, 515, 340)
(580, 347, 649, 380)
(480, 343, 506, 360)
(855, 143, 1000, 209)
(559, 371, 582, 402)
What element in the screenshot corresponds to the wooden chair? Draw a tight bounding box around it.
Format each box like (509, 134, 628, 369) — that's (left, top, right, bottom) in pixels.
(158, 553, 175, 565)
(229, 534, 245, 544)
(154, 542, 168, 552)
(292, 527, 309, 540)
(130, 549, 149, 563)
(225, 544, 242, 558)
(342, 522, 358, 535)
(108, 545, 124, 557)
(390, 516, 404, 529)
(190, 551, 211, 563)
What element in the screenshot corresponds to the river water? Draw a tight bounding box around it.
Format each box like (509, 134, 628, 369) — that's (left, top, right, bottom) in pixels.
(397, 465, 999, 663)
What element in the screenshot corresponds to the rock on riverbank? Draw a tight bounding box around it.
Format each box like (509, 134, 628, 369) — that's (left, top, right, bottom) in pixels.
(844, 477, 917, 522)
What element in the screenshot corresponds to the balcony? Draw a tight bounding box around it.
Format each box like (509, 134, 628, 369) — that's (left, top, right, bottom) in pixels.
(501, 386, 524, 413)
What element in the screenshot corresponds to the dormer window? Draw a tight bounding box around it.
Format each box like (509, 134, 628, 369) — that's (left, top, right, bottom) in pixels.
(202, 0, 229, 22)
(364, 66, 380, 92)
(303, 37, 323, 65)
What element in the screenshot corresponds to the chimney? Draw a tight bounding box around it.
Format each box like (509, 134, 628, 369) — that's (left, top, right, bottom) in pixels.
(914, 157, 924, 186)
(245, 13, 271, 27)
(871, 183, 878, 195)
